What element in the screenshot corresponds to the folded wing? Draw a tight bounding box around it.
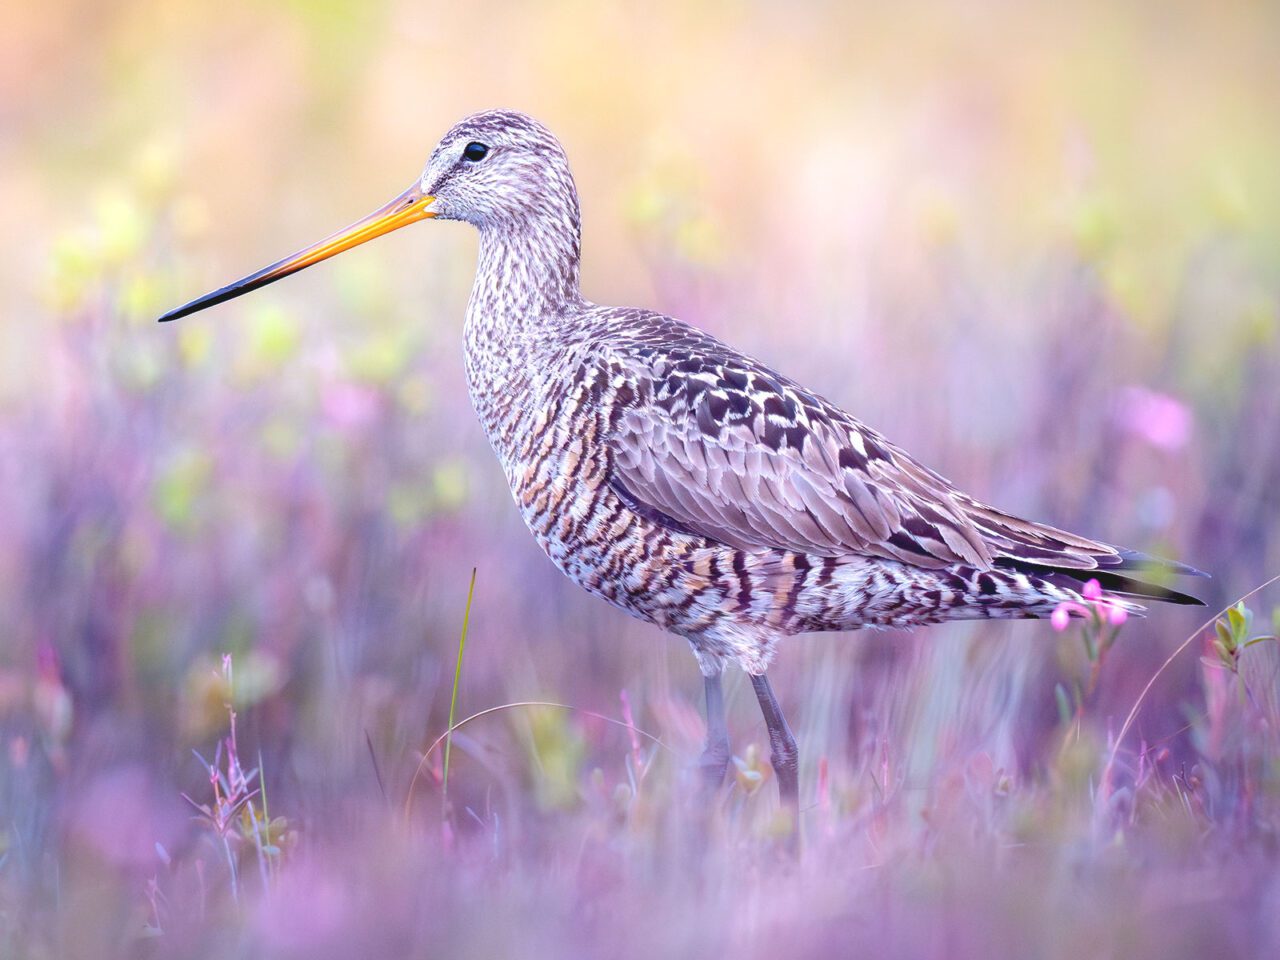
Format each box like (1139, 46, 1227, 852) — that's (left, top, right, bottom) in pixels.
(605, 328, 1203, 604)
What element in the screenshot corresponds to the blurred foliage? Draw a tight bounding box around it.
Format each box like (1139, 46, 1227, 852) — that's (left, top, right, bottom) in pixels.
(525, 706, 587, 811)
(1, 0, 1280, 957)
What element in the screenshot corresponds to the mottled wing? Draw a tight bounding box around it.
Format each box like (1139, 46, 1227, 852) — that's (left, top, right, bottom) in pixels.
(599, 314, 1202, 604)
(606, 337, 998, 569)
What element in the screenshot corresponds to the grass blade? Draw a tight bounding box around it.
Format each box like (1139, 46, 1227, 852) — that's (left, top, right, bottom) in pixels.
(442, 568, 477, 811)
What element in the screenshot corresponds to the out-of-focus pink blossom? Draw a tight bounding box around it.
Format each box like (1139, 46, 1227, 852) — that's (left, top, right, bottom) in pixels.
(1051, 581, 1128, 631)
(1116, 386, 1192, 451)
(322, 382, 381, 431)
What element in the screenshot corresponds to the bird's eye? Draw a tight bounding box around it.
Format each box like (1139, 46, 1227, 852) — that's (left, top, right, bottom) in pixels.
(462, 142, 489, 162)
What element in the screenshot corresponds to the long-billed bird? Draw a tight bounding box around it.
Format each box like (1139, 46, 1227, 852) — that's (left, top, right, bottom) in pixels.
(159, 110, 1204, 809)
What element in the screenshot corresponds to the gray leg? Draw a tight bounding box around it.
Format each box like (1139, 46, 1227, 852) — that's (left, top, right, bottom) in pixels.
(698, 671, 731, 789)
(750, 672, 799, 806)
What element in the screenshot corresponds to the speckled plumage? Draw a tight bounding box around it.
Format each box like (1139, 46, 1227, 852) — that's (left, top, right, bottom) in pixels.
(160, 109, 1204, 804)
(432, 111, 1199, 677)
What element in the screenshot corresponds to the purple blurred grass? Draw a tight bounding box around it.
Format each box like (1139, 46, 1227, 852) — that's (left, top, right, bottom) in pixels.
(4, 6, 1280, 948)
(2, 214, 1279, 956)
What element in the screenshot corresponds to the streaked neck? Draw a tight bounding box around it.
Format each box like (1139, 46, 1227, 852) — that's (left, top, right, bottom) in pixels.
(468, 213, 583, 332)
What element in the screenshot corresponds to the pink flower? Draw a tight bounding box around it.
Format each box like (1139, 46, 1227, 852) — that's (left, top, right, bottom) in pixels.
(1051, 606, 1071, 631)
(1116, 386, 1192, 451)
(1050, 581, 1128, 632)
(322, 382, 381, 431)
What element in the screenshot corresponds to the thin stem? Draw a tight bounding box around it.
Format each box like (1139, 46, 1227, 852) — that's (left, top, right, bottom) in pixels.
(442, 568, 477, 811)
(405, 701, 668, 821)
(1101, 572, 1280, 798)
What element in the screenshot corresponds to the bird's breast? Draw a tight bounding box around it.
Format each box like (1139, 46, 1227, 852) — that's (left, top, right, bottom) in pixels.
(460, 317, 763, 637)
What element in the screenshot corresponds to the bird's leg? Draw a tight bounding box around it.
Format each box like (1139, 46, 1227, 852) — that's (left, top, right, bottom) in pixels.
(697, 670, 731, 790)
(750, 672, 799, 807)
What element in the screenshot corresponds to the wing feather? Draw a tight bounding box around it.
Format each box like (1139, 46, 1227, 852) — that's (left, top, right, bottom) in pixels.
(598, 317, 1198, 594)
(607, 343, 999, 567)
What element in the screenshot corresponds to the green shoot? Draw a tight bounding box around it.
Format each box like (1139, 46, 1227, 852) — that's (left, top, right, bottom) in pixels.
(442, 568, 477, 810)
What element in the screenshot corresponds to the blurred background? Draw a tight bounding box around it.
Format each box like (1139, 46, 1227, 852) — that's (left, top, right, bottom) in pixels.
(2, 1, 1279, 957)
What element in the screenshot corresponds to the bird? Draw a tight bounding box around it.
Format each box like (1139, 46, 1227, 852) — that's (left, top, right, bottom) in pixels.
(159, 109, 1205, 810)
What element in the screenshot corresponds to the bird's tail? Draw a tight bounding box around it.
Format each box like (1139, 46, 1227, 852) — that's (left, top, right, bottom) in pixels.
(754, 551, 1204, 631)
(813, 559, 1146, 629)
(992, 549, 1207, 609)
(939, 555, 1205, 625)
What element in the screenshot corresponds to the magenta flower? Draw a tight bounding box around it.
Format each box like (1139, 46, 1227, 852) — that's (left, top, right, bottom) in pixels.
(1116, 386, 1192, 451)
(321, 382, 381, 431)
(1050, 578, 1129, 631)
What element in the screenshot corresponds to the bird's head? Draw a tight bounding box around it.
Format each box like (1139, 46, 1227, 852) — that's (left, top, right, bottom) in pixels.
(157, 109, 577, 323)
(421, 110, 577, 230)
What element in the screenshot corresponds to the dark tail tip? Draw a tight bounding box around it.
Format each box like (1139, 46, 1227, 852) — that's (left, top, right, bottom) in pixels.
(1115, 549, 1211, 580)
(1041, 568, 1207, 606)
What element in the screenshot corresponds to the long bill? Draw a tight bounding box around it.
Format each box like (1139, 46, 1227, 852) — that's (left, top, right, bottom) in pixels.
(157, 184, 436, 323)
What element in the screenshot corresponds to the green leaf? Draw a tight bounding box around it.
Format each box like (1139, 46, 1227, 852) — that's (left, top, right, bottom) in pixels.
(1216, 621, 1235, 652)
(1227, 604, 1249, 642)
(1242, 635, 1278, 649)
(442, 569, 477, 806)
